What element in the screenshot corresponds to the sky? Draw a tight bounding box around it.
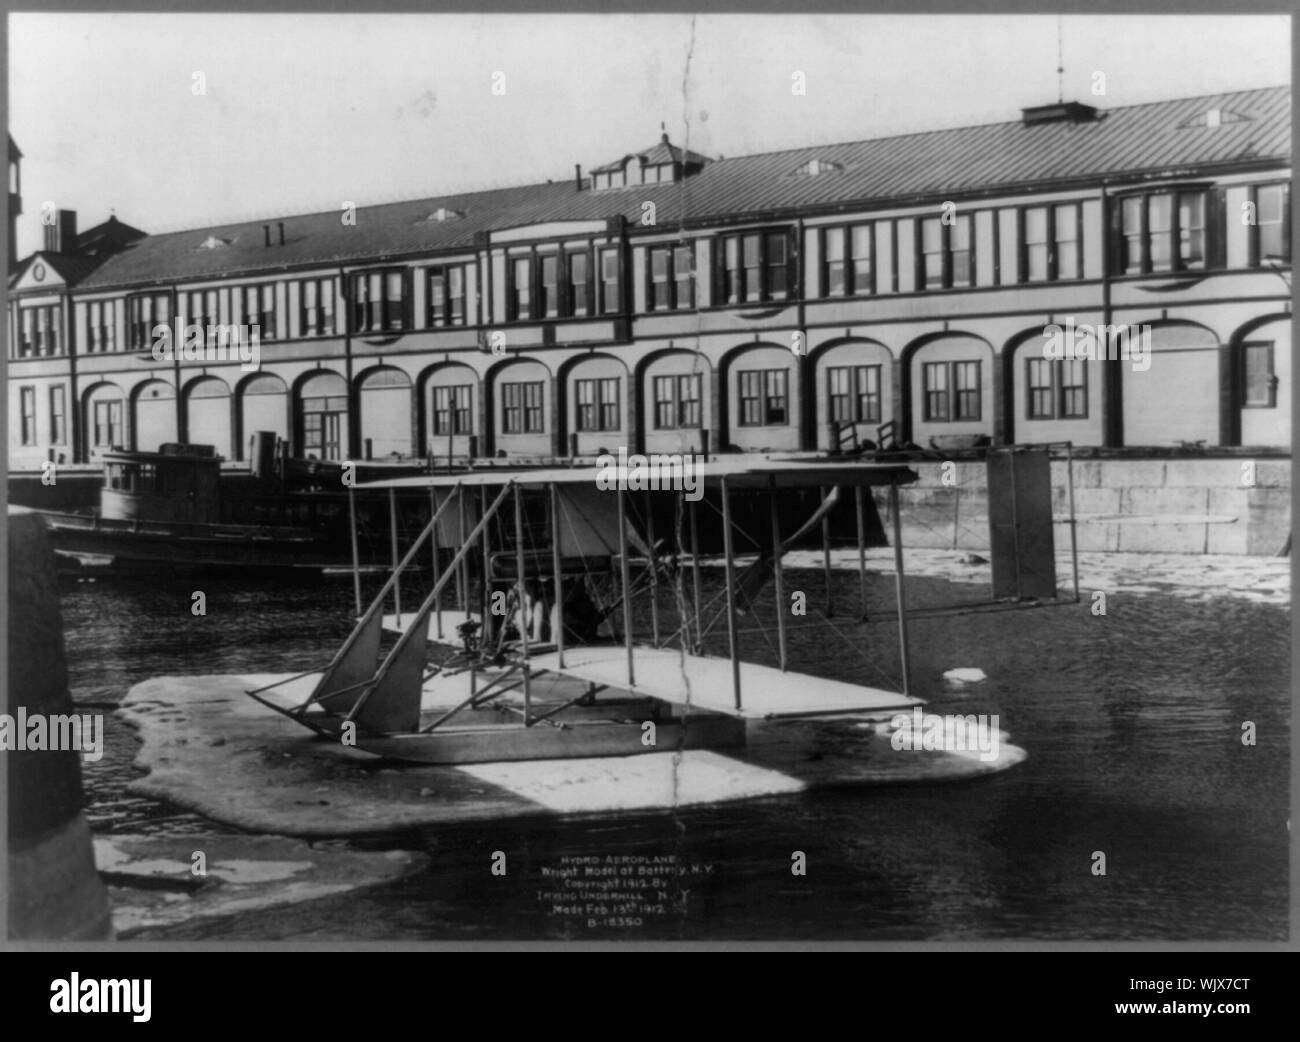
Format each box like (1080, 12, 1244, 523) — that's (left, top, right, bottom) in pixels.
(7, 12, 1292, 258)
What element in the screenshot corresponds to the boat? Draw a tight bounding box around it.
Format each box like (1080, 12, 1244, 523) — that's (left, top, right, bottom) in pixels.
(37, 442, 405, 573)
(244, 453, 1038, 776)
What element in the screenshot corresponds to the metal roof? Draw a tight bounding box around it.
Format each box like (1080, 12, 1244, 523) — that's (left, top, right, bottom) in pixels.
(76, 86, 1289, 292)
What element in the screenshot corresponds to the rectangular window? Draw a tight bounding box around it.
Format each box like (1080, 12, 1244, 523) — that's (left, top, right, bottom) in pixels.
(1054, 205, 1081, 280)
(1120, 191, 1207, 275)
(923, 360, 981, 422)
(827, 365, 881, 424)
(1121, 196, 1145, 274)
(1024, 208, 1050, 282)
(1243, 343, 1277, 407)
(20, 305, 61, 356)
(950, 215, 972, 287)
(1022, 204, 1083, 283)
(824, 228, 846, 296)
(432, 385, 473, 435)
(653, 376, 675, 429)
(742, 235, 762, 302)
(20, 387, 36, 445)
(676, 373, 701, 427)
(50, 386, 66, 444)
(953, 360, 980, 419)
(239, 284, 277, 339)
(575, 377, 621, 432)
(673, 245, 694, 308)
(1253, 184, 1290, 265)
(427, 266, 467, 328)
(723, 236, 742, 304)
(93, 400, 123, 448)
(652, 374, 703, 429)
(576, 379, 596, 431)
(647, 245, 695, 311)
(85, 300, 115, 353)
(718, 230, 794, 304)
(299, 277, 335, 337)
(600, 248, 621, 315)
(185, 289, 218, 330)
(1147, 194, 1173, 272)
(569, 251, 590, 317)
(650, 247, 671, 311)
(1027, 358, 1089, 419)
(921, 218, 945, 288)
(738, 369, 788, 426)
(851, 225, 873, 294)
(301, 394, 347, 456)
(18, 309, 33, 357)
(502, 381, 544, 434)
(261, 284, 278, 338)
(350, 271, 403, 332)
(1060, 360, 1087, 418)
(540, 254, 559, 318)
(923, 362, 949, 421)
(765, 232, 789, 300)
(1027, 358, 1054, 419)
(128, 293, 170, 350)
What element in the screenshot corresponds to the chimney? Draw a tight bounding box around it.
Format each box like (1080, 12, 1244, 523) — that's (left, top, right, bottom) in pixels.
(575, 164, 582, 191)
(263, 224, 271, 247)
(43, 209, 77, 254)
(277, 221, 285, 245)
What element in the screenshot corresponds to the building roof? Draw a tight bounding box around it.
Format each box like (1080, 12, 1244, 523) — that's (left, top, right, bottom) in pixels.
(9, 250, 106, 291)
(76, 215, 148, 258)
(77, 85, 1289, 292)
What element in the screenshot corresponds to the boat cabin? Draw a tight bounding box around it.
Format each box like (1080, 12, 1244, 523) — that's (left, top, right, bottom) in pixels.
(101, 444, 223, 525)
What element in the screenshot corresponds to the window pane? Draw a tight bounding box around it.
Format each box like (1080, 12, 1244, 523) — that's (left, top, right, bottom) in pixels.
(653, 375, 674, 428)
(569, 252, 589, 316)
(851, 226, 872, 293)
(743, 235, 762, 301)
(924, 363, 948, 421)
(1054, 205, 1079, 280)
(1147, 194, 1173, 272)
(541, 255, 558, 317)
(1179, 193, 1205, 268)
(1122, 197, 1144, 273)
(1244, 344, 1274, 406)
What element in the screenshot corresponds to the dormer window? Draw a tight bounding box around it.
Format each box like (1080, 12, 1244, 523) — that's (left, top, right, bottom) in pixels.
(199, 235, 232, 249)
(1177, 107, 1249, 129)
(425, 207, 464, 222)
(792, 158, 843, 177)
(592, 168, 626, 190)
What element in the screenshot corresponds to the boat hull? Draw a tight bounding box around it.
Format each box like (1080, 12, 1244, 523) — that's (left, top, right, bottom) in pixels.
(42, 511, 349, 571)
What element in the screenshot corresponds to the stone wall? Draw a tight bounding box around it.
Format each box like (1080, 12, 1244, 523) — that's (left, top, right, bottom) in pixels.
(878, 458, 1291, 556)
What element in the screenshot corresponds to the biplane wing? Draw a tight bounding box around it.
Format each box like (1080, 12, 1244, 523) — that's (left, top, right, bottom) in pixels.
(527, 645, 921, 720)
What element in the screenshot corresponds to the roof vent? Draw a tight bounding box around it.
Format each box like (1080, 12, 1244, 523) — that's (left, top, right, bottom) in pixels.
(199, 235, 232, 249)
(425, 207, 464, 222)
(1021, 101, 1098, 125)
